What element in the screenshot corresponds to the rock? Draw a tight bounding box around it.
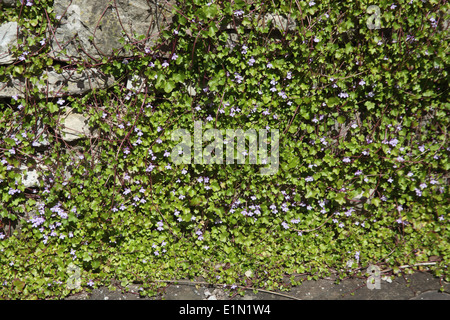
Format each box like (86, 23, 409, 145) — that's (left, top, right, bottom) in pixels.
(59, 108, 91, 141)
(1, 0, 19, 7)
(19, 164, 51, 188)
(350, 189, 375, 212)
(0, 67, 114, 98)
(0, 21, 18, 65)
(184, 82, 197, 96)
(20, 165, 40, 188)
(258, 13, 297, 31)
(49, 0, 176, 61)
(222, 13, 297, 32)
(31, 121, 50, 147)
(126, 74, 146, 92)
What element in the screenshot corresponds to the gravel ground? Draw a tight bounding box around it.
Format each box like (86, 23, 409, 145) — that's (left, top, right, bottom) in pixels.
(65, 271, 450, 300)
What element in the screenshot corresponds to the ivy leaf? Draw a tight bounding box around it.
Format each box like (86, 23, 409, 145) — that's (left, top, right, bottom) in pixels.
(164, 81, 175, 93)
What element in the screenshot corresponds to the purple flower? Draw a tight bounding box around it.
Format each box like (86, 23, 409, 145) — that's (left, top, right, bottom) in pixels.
(248, 57, 256, 66)
(305, 176, 314, 182)
(162, 61, 169, 68)
(389, 138, 399, 147)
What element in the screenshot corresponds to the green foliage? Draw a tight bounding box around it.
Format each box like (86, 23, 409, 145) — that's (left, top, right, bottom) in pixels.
(0, 0, 449, 299)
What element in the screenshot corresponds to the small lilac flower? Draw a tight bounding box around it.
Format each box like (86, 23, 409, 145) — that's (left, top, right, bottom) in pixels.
(162, 61, 169, 68)
(389, 138, 399, 147)
(305, 176, 314, 182)
(355, 170, 363, 176)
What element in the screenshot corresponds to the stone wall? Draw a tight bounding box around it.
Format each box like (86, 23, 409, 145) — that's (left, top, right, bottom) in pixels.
(1, 1, 448, 237)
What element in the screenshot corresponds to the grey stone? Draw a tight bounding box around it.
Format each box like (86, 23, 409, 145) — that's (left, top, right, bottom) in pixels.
(0, 67, 114, 98)
(0, 21, 18, 65)
(350, 188, 375, 212)
(49, 0, 175, 61)
(59, 108, 91, 141)
(20, 165, 40, 188)
(126, 74, 146, 92)
(257, 13, 297, 31)
(1, 0, 19, 7)
(31, 121, 50, 147)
